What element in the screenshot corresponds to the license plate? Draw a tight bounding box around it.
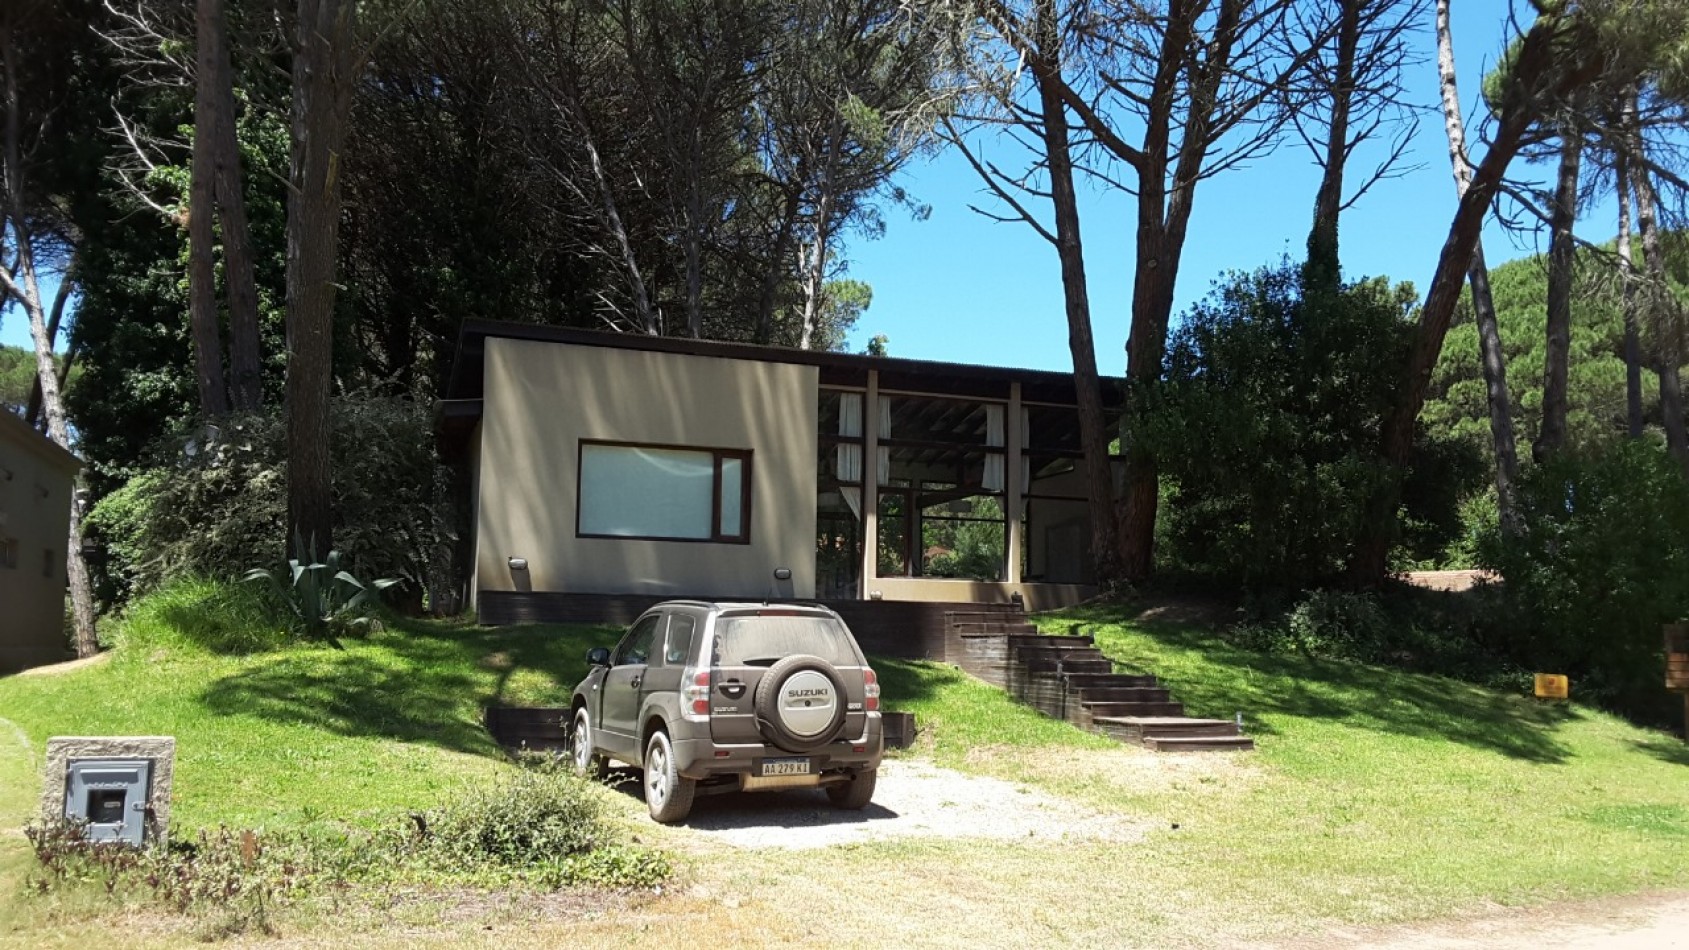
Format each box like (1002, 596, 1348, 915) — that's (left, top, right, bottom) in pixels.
(760, 757, 811, 776)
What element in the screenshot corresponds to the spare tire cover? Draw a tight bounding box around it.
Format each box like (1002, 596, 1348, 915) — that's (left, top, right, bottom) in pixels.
(754, 654, 849, 752)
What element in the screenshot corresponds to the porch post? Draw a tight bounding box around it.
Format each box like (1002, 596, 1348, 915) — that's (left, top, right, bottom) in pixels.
(1006, 382, 1023, 584)
(862, 370, 880, 597)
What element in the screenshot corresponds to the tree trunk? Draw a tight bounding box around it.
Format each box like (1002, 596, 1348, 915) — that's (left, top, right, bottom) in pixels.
(1536, 130, 1580, 461)
(755, 189, 801, 344)
(190, 4, 229, 419)
(25, 268, 73, 428)
(1617, 104, 1643, 439)
(1305, 0, 1360, 293)
(1117, 0, 1237, 582)
(1352, 12, 1580, 583)
(286, 0, 359, 556)
(1031, 0, 1121, 583)
(1435, 0, 1518, 535)
(202, 0, 262, 410)
(798, 129, 843, 352)
(1632, 145, 1689, 471)
(0, 25, 98, 657)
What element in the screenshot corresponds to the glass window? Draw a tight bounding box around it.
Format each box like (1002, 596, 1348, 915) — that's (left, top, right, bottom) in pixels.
(663, 614, 696, 665)
(578, 442, 751, 543)
(615, 615, 662, 666)
(712, 614, 858, 666)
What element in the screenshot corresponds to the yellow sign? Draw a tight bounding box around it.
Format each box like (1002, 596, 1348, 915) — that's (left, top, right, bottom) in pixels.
(1534, 673, 1569, 700)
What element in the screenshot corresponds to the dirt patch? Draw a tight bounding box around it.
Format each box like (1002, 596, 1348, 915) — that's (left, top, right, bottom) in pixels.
(1282, 890, 1689, 950)
(14, 652, 109, 677)
(614, 758, 1146, 851)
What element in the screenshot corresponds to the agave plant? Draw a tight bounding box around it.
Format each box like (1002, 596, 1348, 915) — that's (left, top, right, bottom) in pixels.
(244, 537, 400, 646)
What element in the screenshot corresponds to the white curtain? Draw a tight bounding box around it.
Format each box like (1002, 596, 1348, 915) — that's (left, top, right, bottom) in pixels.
(877, 395, 892, 485)
(836, 393, 863, 519)
(983, 404, 1006, 492)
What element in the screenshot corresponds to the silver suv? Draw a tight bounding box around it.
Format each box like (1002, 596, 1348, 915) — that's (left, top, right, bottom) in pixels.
(567, 601, 884, 823)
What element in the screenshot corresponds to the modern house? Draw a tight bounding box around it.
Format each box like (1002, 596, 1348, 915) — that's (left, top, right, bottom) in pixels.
(442, 321, 1124, 653)
(0, 410, 79, 673)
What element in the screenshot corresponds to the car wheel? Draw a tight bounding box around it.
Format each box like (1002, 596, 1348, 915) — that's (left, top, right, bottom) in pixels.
(643, 729, 696, 823)
(826, 768, 876, 810)
(569, 708, 607, 779)
(753, 654, 849, 753)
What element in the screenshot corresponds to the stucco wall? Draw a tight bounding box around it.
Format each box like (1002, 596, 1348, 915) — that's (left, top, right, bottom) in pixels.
(0, 414, 78, 672)
(475, 338, 819, 600)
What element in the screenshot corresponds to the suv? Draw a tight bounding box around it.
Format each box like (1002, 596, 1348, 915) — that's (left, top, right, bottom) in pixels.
(567, 601, 884, 823)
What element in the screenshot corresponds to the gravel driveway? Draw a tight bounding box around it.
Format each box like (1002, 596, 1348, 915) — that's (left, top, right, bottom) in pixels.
(616, 758, 1144, 850)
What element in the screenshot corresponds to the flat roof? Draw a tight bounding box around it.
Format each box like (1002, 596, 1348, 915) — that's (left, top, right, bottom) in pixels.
(0, 409, 81, 474)
(446, 320, 1125, 406)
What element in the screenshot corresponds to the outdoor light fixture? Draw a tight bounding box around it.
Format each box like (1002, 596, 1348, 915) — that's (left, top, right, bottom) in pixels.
(507, 557, 528, 571)
(870, 590, 883, 600)
(773, 567, 792, 581)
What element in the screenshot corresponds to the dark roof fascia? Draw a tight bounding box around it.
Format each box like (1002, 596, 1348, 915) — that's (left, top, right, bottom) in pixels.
(446, 319, 1125, 407)
(0, 410, 82, 475)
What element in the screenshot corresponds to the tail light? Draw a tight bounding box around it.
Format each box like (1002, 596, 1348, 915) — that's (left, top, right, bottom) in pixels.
(863, 668, 880, 712)
(682, 669, 711, 721)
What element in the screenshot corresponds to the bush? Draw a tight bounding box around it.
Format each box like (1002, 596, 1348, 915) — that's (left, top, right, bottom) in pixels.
(24, 763, 670, 926)
(1141, 262, 1480, 590)
(1482, 442, 1689, 722)
(85, 397, 456, 606)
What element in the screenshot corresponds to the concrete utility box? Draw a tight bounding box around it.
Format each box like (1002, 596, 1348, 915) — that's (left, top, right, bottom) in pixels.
(42, 737, 175, 846)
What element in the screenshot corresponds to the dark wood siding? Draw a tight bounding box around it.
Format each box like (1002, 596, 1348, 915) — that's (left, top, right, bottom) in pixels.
(477, 592, 1023, 661)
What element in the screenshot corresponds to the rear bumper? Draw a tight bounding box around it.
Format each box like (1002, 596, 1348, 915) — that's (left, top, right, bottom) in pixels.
(670, 713, 884, 781)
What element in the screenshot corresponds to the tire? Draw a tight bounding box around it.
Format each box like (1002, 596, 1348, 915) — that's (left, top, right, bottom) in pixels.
(827, 769, 876, 810)
(643, 729, 696, 824)
(569, 708, 608, 780)
(753, 654, 849, 753)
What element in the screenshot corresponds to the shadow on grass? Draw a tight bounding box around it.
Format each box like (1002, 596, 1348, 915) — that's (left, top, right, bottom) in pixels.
(871, 655, 959, 709)
(198, 618, 624, 759)
(1056, 604, 1580, 765)
(1634, 736, 1689, 767)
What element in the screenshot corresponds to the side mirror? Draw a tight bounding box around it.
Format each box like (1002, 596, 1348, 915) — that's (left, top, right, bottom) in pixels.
(586, 647, 611, 667)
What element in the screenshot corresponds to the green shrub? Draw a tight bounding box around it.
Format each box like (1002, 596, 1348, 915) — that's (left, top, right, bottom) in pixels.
(85, 397, 455, 605)
(1482, 441, 1689, 722)
(424, 759, 610, 867)
(1142, 263, 1480, 590)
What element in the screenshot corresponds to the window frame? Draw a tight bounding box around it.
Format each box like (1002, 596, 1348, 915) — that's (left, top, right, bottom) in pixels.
(575, 439, 754, 544)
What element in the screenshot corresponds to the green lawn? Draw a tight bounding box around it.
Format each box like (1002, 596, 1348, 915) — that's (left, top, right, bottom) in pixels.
(1, 586, 1687, 945)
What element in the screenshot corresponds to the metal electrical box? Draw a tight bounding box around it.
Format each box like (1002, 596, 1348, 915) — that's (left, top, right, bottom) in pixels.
(63, 759, 153, 845)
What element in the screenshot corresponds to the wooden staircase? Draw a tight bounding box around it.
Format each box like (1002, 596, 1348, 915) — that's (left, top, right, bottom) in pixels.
(947, 608, 1253, 753)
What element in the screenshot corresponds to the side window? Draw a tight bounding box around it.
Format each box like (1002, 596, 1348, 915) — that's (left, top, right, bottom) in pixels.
(614, 615, 662, 666)
(663, 615, 696, 665)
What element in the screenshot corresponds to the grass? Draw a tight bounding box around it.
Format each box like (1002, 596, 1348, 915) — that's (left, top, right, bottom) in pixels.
(1, 583, 1686, 947)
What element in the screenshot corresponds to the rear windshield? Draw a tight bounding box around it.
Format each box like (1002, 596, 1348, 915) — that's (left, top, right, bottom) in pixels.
(712, 615, 859, 667)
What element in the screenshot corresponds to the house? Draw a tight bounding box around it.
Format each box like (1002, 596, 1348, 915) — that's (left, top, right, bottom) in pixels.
(442, 321, 1125, 655)
(0, 409, 79, 673)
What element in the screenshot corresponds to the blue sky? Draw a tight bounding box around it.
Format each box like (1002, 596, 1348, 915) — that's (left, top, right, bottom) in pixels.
(2, 0, 1583, 373)
(842, 0, 1587, 372)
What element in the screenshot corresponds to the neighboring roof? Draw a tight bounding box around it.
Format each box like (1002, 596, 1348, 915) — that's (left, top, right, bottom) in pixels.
(0, 409, 81, 475)
(445, 319, 1126, 407)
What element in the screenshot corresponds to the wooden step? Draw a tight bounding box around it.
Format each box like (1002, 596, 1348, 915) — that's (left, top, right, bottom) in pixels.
(1081, 700, 1185, 718)
(952, 622, 1039, 636)
(1014, 648, 1107, 666)
(1007, 634, 1094, 649)
(1126, 716, 1240, 739)
(1059, 672, 1159, 689)
(1022, 658, 1114, 674)
(1141, 735, 1255, 752)
(1075, 686, 1172, 704)
(946, 610, 1025, 625)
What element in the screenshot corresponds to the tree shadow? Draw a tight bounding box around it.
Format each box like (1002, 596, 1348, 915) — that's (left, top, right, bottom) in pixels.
(197, 618, 624, 759)
(1633, 736, 1689, 767)
(1056, 605, 1580, 765)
